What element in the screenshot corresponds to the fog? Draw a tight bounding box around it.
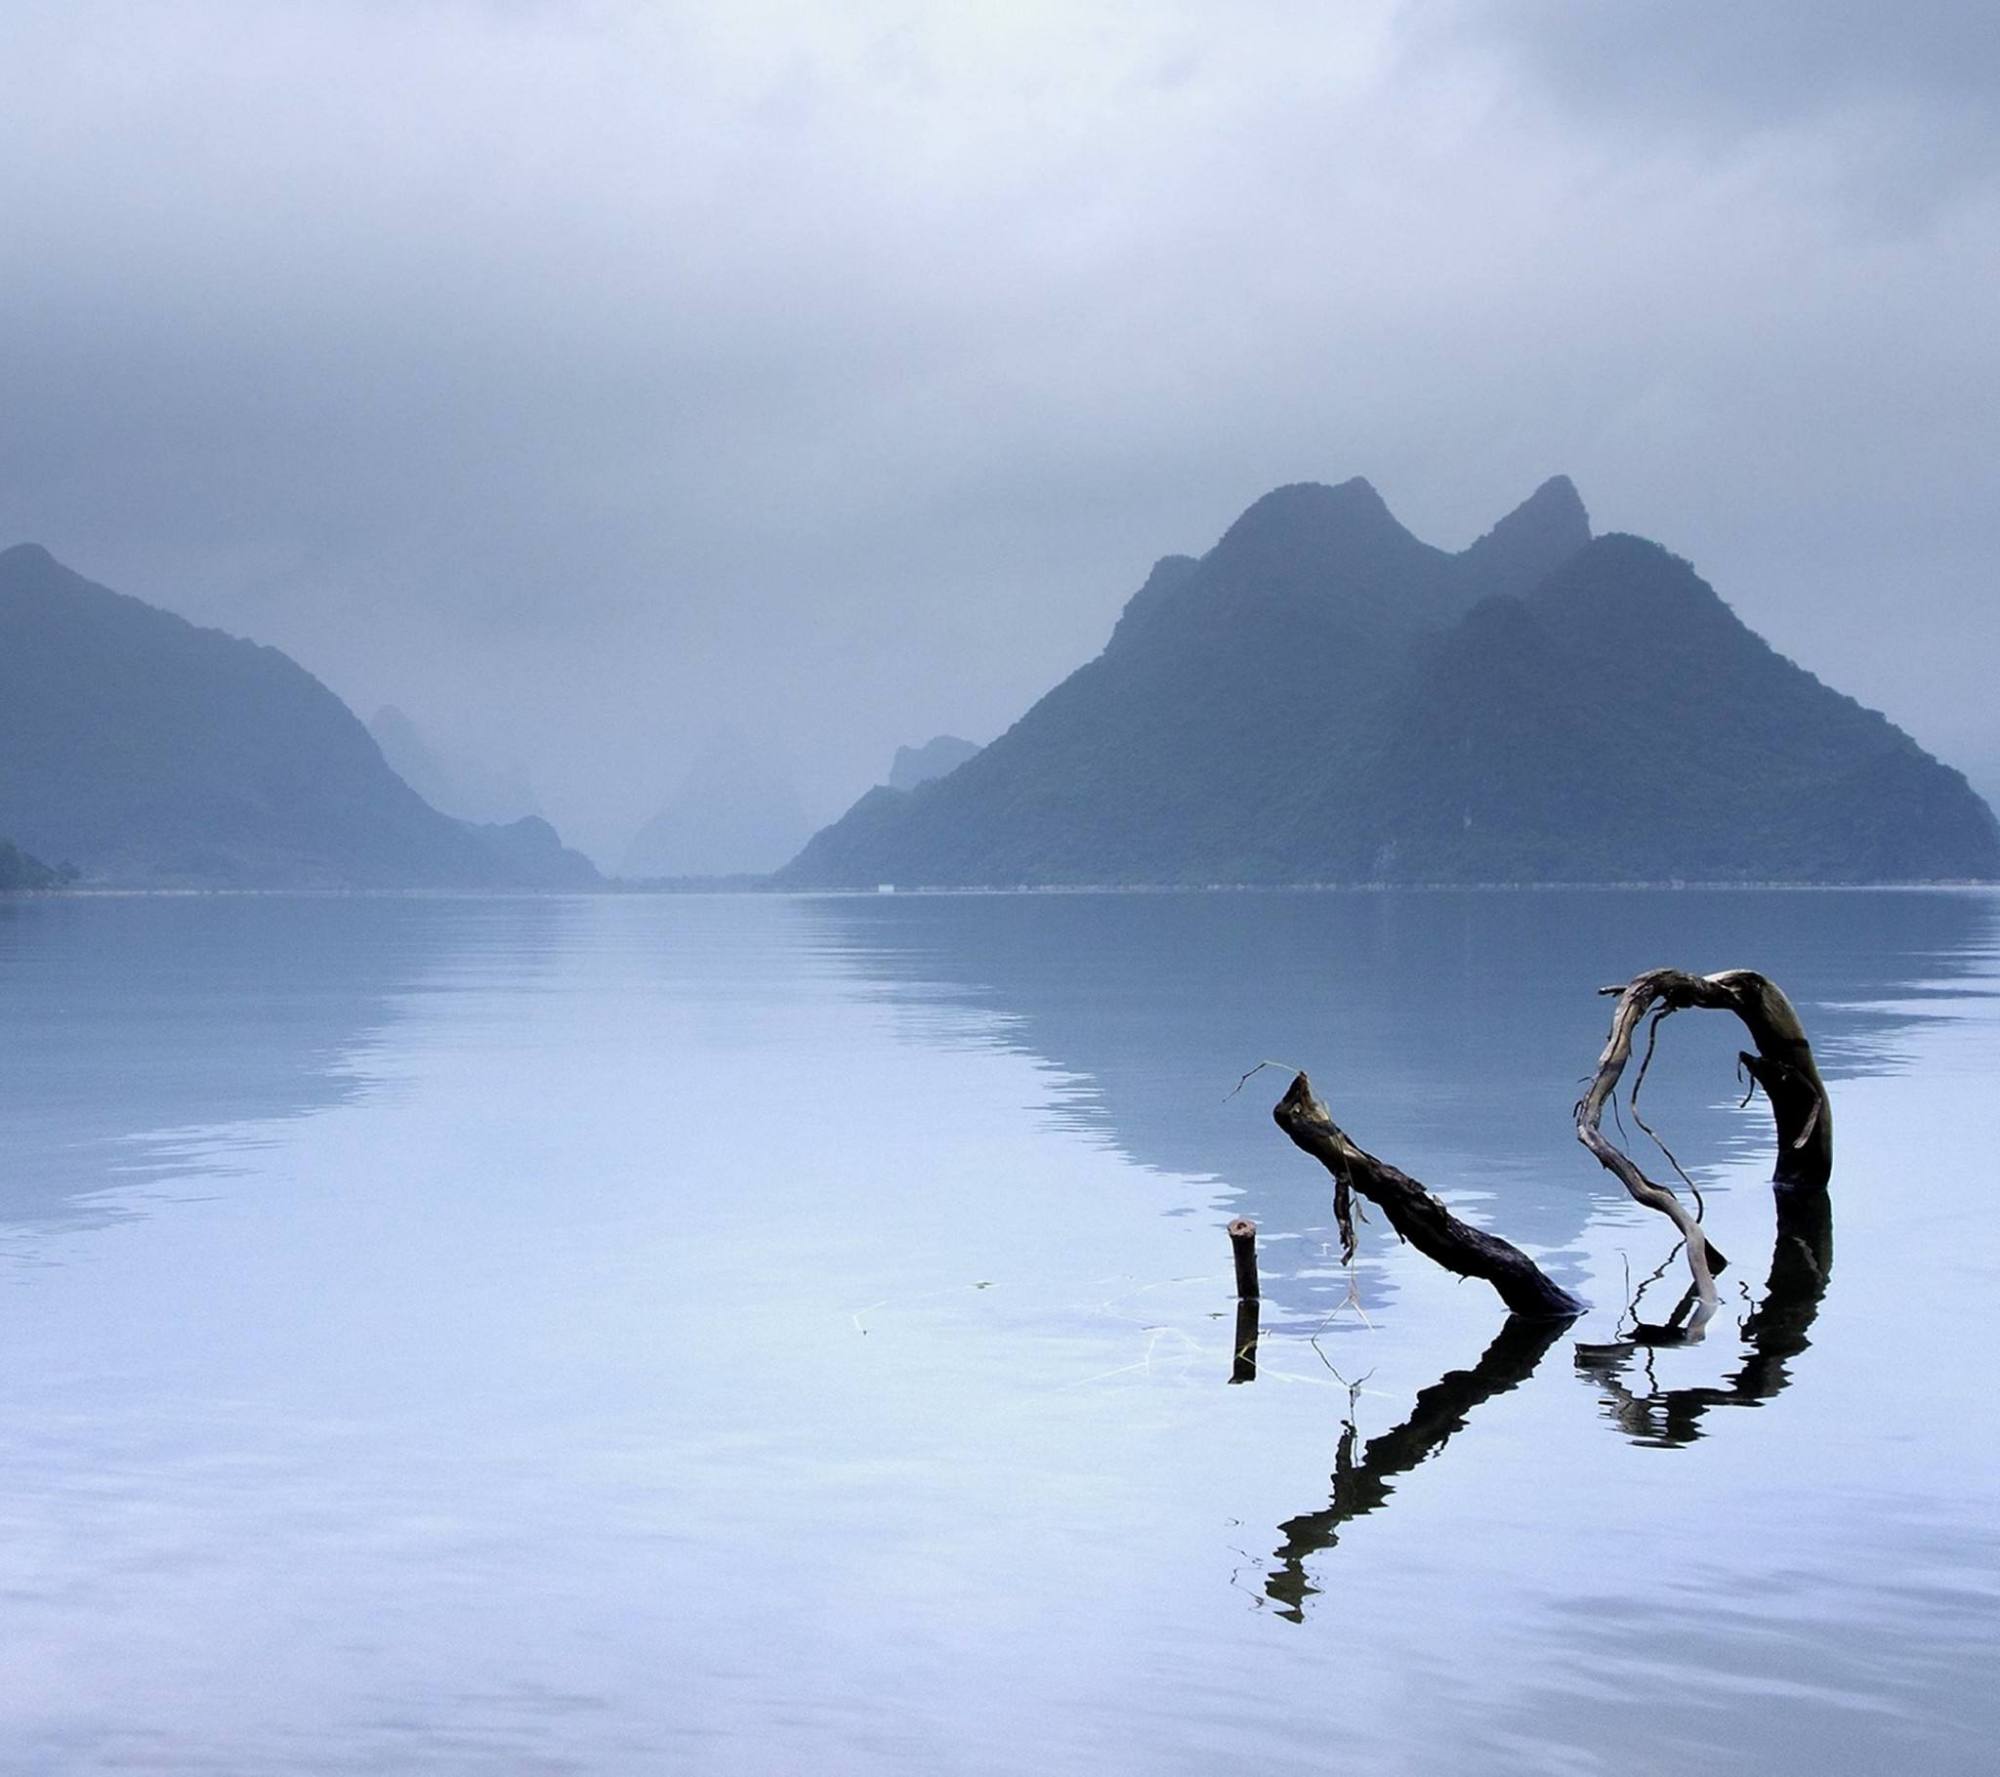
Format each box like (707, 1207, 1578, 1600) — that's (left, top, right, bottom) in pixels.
(3, 1, 1995, 863)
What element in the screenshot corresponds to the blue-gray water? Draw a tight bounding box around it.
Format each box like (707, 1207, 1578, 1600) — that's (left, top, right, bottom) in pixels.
(1, 890, 1995, 1773)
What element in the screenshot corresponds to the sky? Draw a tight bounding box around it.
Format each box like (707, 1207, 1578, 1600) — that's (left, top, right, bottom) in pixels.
(3, 0, 1996, 863)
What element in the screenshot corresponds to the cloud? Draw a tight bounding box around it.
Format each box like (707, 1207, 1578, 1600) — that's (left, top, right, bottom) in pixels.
(1444, 1, 2000, 137)
(1434, 0, 2000, 228)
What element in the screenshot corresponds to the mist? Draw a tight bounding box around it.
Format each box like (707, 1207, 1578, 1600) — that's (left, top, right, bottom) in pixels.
(3, 0, 1995, 862)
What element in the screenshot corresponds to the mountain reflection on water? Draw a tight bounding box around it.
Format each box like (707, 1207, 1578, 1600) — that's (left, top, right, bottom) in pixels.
(0, 894, 573, 1238)
(0, 896, 436, 1235)
(801, 887, 1978, 1301)
(1, 888, 1994, 1774)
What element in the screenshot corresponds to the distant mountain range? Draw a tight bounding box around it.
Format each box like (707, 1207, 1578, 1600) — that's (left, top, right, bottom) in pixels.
(620, 733, 814, 880)
(368, 704, 543, 828)
(0, 544, 599, 889)
(783, 477, 2000, 886)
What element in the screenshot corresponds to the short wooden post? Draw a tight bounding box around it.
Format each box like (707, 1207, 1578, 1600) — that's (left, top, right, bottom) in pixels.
(1228, 1217, 1259, 1301)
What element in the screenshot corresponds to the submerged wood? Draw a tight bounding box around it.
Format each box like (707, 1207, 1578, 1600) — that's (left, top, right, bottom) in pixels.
(1578, 968, 1833, 1326)
(1272, 1072, 1584, 1318)
(1227, 1217, 1260, 1302)
(1229, 1298, 1260, 1386)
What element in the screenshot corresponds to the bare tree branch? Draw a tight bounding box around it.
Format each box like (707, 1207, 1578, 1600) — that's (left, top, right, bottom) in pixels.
(1272, 1072, 1584, 1319)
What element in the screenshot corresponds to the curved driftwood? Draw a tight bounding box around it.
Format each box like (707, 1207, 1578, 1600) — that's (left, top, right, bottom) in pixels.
(1578, 967, 1832, 1328)
(1273, 1072, 1584, 1318)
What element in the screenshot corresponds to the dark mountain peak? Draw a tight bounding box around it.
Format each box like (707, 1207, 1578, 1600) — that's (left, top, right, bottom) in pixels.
(1482, 474, 1589, 553)
(1455, 476, 1591, 601)
(782, 475, 1999, 887)
(0, 541, 58, 573)
(1513, 473, 1587, 529)
(1130, 476, 1453, 652)
(0, 543, 93, 608)
(1213, 477, 1410, 563)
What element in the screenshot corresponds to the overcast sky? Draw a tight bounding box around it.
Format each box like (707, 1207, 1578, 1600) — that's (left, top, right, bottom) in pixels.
(4, 0, 1996, 861)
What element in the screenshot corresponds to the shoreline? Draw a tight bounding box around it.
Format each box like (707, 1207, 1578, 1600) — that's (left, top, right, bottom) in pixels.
(11, 878, 1999, 901)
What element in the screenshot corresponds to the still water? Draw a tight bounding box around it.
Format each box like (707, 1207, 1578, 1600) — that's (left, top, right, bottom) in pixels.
(0, 890, 1994, 1773)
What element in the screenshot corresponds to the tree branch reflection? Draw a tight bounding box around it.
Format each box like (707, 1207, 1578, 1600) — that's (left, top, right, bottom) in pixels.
(1575, 1188, 1834, 1448)
(1262, 1189, 1836, 1616)
(1265, 1311, 1574, 1621)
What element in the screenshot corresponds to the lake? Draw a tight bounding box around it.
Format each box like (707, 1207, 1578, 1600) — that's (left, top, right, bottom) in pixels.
(0, 889, 1995, 1774)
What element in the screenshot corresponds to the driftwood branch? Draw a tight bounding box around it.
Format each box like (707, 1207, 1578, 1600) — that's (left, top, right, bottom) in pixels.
(1578, 968, 1833, 1326)
(1273, 1072, 1584, 1319)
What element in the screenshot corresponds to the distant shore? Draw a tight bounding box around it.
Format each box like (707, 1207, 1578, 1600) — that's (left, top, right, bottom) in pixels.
(19, 877, 1998, 899)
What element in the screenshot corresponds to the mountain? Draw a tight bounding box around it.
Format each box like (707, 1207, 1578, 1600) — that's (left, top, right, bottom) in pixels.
(369, 704, 543, 826)
(620, 733, 814, 880)
(782, 478, 2000, 886)
(0, 544, 599, 889)
(1964, 757, 2000, 823)
(888, 735, 982, 791)
(1350, 534, 2000, 882)
(469, 815, 602, 888)
(0, 838, 61, 891)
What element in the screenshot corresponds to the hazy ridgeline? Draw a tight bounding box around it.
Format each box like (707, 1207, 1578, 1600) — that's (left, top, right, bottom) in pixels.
(4, 477, 1995, 892)
(0, 544, 596, 890)
(788, 479, 1999, 887)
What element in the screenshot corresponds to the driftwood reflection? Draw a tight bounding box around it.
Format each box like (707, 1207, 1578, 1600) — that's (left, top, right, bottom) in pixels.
(1265, 1312, 1573, 1621)
(1264, 1191, 1835, 1612)
(1575, 1189, 1834, 1448)
(1260, 965, 1840, 1612)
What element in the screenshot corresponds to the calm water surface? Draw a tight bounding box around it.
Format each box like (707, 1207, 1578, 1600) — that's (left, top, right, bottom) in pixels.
(0, 890, 1995, 1773)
